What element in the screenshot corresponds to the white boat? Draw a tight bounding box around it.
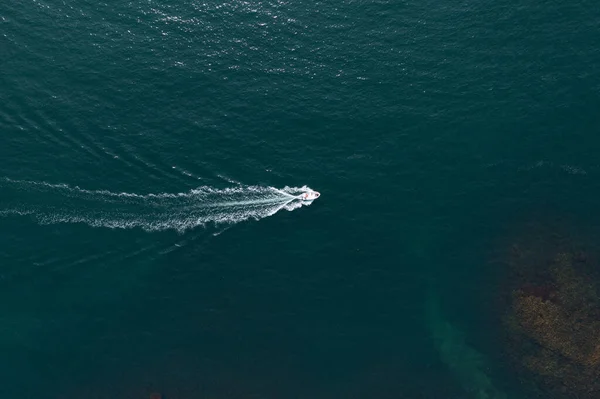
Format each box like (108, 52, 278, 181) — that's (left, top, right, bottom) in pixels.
(299, 190, 320, 201)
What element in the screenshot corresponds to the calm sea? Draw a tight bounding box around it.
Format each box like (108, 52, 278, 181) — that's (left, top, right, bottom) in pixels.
(1, 0, 599, 397)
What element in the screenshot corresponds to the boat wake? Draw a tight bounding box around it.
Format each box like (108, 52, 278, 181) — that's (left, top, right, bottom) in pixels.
(0, 178, 314, 232)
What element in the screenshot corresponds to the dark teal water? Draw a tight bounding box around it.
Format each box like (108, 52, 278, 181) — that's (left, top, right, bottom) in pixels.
(1, 0, 600, 397)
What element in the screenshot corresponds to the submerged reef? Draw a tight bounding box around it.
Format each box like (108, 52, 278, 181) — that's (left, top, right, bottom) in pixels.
(500, 230, 600, 398)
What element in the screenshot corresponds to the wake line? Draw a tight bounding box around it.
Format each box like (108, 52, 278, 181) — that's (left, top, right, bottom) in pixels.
(0, 178, 298, 200)
(0, 178, 314, 232)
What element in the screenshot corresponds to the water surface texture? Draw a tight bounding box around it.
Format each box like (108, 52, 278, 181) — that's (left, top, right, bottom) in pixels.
(1, 0, 600, 397)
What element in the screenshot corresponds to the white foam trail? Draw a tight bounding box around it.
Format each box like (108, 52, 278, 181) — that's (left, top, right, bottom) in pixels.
(0, 178, 314, 232)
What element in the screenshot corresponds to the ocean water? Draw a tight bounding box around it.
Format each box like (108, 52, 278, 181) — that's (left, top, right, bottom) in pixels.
(1, 0, 599, 398)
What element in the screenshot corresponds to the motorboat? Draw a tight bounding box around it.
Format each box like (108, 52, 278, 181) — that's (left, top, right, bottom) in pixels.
(299, 190, 320, 201)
